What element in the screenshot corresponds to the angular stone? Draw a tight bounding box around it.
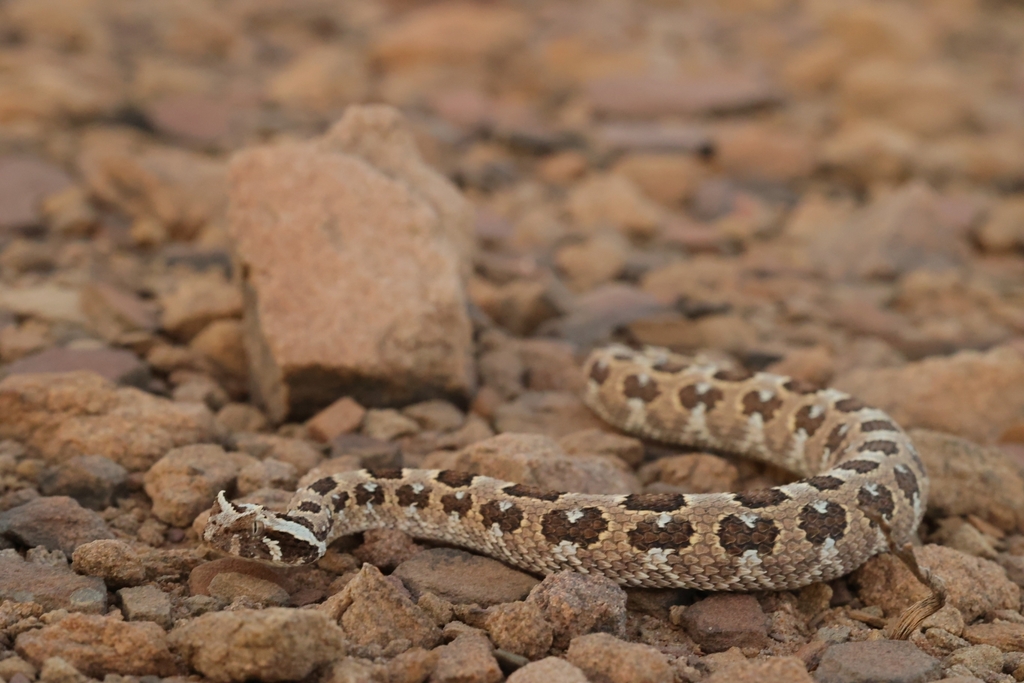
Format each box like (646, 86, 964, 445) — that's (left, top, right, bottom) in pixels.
(361, 408, 420, 442)
(170, 608, 346, 682)
(39, 455, 127, 510)
(16, 613, 177, 677)
(402, 399, 464, 432)
(306, 396, 366, 443)
(189, 318, 248, 379)
(232, 433, 322, 476)
(118, 585, 172, 629)
(320, 564, 441, 651)
(813, 641, 940, 683)
(2, 347, 149, 388)
(507, 657, 588, 683)
(526, 572, 627, 650)
(943, 643, 1003, 679)
(0, 554, 106, 613)
(393, 548, 539, 606)
(229, 105, 475, 421)
(207, 572, 289, 607)
(159, 271, 243, 342)
(71, 539, 149, 588)
(566, 633, 672, 683)
(912, 429, 1024, 532)
(678, 594, 769, 653)
(430, 632, 502, 683)
(963, 622, 1024, 653)
(0, 371, 216, 472)
(706, 656, 813, 683)
(856, 544, 1019, 622)
(558, 429, 644, 468)
(834, 346, 1024, 444)
(0, 496, 114, 556)
(483, 601, 553, 660)
(144, 445, 254, 527)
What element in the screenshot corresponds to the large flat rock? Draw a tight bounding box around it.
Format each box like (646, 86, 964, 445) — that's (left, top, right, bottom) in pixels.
(228, 105, 475, 421)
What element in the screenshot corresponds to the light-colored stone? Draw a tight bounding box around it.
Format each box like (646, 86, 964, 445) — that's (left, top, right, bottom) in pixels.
(229, 105, 475, 422)
(834, 346, 1024, 444)
(143, 445, 254, 527)
(16, 613, 177, 678)
(0, 371, 215, 472)
(170, 608, 347, 682)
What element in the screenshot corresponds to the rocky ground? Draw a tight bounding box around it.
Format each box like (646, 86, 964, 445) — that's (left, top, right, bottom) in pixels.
(2, 0, 1024, 681)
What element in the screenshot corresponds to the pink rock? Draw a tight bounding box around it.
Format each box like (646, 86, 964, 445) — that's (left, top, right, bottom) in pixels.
(0, 155, 73, 231)
(587, 74, 781, 118)
(3, 347, 148, 387)
(228, 105, 475, 421)
(146, 94, 235, 146)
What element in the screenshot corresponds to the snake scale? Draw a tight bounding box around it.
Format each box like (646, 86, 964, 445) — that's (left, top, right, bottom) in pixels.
(203, 345, 927, 591)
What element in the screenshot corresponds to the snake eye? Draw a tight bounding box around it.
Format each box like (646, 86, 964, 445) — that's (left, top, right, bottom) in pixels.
(251, 522, 259, 535)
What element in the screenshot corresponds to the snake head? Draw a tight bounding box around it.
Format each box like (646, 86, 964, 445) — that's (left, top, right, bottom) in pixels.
(202, 491, 325, 565)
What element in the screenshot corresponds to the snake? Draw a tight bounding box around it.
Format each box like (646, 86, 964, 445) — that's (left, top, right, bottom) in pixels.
(202, 345, 927, 591)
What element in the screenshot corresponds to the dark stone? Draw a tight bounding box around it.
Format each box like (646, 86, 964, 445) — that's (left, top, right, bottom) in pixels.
(40, 455, 128, 510)
(679, 594, 768, 653)
(0, 555, 106, 613)
(3, 347, 150, 388)
(813, 640, 941, 683)
(0, 496, 115, 556)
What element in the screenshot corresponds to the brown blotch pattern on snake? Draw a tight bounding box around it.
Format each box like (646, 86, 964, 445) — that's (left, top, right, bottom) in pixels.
(837, 460, 880, 474)
(857, 484, 895, 522)
(742, 391, 784, 421)
(623, 374, 660, 402)
(628, 516, 694, 552)
(825, 423, 848, 454)
(733, 488, 790, 509)
(858, 440, 900, 456)
(678, 385, 723, 411)
(396, 484, 431, 509)
(503, 483, 562, 502)
(806, 476, 845, 491)
(366, 468, 404, 479)
(783, 378, 819, 394)
(437, 470, 476, 488)
(717, 514, 780, 557)
(355, 483, 385, 506)
(623, 493, 687, 512)
(330, 491, 349, 512)
(309, 478, 337, 496)
(834, 397, 865, 412)
(894, 466, 920, 503)
(441, 492, 472, 517)
(480, 500, 524, 534)
(541, 508, 609, 547)
(714, 367, 754, 382)
(794, 405, 826, 437)
(798, 501, 847, 546)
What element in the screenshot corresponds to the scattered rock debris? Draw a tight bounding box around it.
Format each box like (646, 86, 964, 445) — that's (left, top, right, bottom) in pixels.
(2, 1, 1024, 681)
